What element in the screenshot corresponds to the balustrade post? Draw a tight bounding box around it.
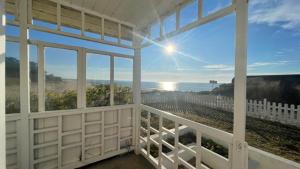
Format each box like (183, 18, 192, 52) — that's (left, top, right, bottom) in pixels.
(232, 0, 249, 168)
(263, 98, 267, 117)
(290, 104, 295, 124)
(133, 30, 142, 154)
(174, 122, 179, 169)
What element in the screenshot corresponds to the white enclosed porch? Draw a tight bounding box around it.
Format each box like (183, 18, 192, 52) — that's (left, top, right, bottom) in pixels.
(0, 0, 299, 169)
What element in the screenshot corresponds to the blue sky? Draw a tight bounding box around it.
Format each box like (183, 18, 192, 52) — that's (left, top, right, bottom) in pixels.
(5, 0, 300, 83)
(142, 0, 300, 83)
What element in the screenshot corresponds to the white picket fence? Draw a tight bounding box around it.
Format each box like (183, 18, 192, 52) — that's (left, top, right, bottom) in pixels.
(142, 92, 300, 127)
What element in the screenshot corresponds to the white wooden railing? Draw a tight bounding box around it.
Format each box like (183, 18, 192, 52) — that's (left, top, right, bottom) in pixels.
(139, 105, 300, 169)
(138, 105, 241, 169)
(142, 93, 300, 127)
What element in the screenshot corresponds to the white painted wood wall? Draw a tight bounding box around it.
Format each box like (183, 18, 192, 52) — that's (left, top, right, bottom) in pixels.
(5, 105, 135, 169)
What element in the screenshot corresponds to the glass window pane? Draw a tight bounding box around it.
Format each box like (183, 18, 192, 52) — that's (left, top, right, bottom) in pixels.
(5, 0, 17, 21)
(121, 24, 133, 46)
(85, 13, 102, 39)
(104, 19, 118, 42)
(151, 23, 160, 39)
(61, 5, 81, 34)
(114, 58, 133, 105)
(86, 53, 110, 107)
(203, 0, 231, 16)
(30, 45, 38, 112)
(5, 41, 20, 114)
(5, 25, 20, 37)
(180, 0, 198, 27)
(164, 13, 176, 34)
(32, 0, 57, 29)
(45, 47, 77, 111)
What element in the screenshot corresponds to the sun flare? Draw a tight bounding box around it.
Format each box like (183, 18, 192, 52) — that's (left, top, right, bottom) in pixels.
(160, 82, 176, 91)
(165, 43, 176, 55)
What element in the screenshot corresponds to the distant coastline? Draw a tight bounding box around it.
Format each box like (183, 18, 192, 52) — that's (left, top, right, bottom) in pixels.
(87, 80, 221, 92)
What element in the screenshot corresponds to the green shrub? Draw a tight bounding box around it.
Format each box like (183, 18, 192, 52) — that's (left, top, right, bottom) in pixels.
(6, 85, 133, 113)
(5, 97, 20, 114)
(45, 90, 77, 111)
(86, 84, 110, 107)
(114, 85, 133, 105)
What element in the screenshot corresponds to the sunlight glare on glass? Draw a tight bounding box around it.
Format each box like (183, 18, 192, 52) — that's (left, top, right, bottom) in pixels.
(160, 82, 176, 91)
(165, 43, 176, 55)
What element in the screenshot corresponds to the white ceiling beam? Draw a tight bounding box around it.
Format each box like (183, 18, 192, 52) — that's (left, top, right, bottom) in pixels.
(28, 24, 134, 49)
(118, 23, 121, 44)
(81, 11, 85, 36)
(176, 6, 180, 31)
(198, 0, 203, 19)
(57, 2, 61, 30)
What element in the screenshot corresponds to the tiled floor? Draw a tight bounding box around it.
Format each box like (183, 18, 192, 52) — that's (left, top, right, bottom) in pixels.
(80, 152, 155, 169)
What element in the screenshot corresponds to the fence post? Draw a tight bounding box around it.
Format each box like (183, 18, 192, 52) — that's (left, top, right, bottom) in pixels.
(268, 101, 271, 120)
(274, 102, 278, 121)
(254, 100, 258, 118)
(284, 104, 288, 124)
(290, 104, 295, 125)
(297, 105, 300, 127)
(263, 99, 267, 119)
(258, 100, 263, 118)
(278, 103, 283, 123)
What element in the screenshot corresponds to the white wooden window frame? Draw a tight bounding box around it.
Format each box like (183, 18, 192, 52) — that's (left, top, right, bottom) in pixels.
(7, 0, 135, 49)
(6, 36, 134, 112)
(0, 0, 6, 168)
(141, 0, 236, 48)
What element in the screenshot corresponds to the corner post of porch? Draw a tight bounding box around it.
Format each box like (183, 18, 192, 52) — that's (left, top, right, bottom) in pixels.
(232, 0, 249, 169)
(133, 30, 142, 154)
(19, 0, 30, 168)
(0, 0, 6, 168)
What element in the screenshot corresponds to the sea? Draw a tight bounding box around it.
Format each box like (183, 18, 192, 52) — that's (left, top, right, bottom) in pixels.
(141, 81, 220, 92)
(87, 80, 221, 92)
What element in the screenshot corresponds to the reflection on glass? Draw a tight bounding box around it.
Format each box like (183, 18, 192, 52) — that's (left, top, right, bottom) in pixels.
(114, 58, 133, 105)
(29, 45, 38, 112)
(45, 47, 77, 111)
(5, 42, 20, 114)
(160, 82, 176, 91)
(86, 53, 110, 107)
